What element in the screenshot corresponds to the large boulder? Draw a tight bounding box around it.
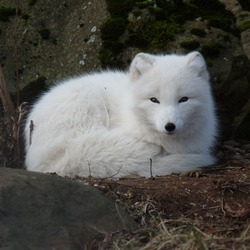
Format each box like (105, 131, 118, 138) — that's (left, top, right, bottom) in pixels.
(0, 168, 136, 249)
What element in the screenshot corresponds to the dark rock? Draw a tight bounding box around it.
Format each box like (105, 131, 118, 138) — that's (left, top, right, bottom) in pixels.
(215, 55, 250, 140)
(0, 168, 136, 250)
(238, 0, 250, 11)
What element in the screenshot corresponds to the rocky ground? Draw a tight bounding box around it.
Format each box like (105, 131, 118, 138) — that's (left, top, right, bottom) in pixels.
(66, 140, 250, 249)
(0, 0, 107, 91)
(0, 167, 136, 250)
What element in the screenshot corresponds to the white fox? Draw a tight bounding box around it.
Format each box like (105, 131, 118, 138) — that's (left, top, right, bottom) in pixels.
(25, 51, 217, 178)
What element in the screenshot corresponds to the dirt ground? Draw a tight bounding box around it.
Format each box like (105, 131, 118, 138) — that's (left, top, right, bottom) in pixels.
(71, 140, 250, 249)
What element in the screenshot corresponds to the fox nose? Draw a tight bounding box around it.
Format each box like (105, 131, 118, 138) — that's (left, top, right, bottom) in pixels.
(165, 122, 176, 132)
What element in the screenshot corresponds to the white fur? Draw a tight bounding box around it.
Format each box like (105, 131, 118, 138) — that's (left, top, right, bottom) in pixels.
(24, 52, 217, 178)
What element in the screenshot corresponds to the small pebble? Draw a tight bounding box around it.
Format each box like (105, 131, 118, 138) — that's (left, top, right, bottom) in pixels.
(91, 26, 96, 33)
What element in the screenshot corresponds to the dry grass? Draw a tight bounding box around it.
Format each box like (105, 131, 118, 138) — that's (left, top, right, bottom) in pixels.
(77, 168, 250, 249)
(0, 2, 24, 168)
(0, 65, 27, 168)
(113, 218, 250, 250)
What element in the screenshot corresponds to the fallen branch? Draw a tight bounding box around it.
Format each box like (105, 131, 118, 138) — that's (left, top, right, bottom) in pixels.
(150, 158, 155, 180)
(0, 64, 22, 168)
(0, 65, 15, 115)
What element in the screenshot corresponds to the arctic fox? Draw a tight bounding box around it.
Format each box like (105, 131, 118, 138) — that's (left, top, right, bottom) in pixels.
(25, 51, 217, 178)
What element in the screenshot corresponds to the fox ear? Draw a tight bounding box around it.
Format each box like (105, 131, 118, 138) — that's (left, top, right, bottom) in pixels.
(187, 52, 209, 81)
(130, 53, 155, 79)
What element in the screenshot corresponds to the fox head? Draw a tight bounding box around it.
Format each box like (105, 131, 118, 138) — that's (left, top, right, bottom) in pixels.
(128, 51, 216, 139)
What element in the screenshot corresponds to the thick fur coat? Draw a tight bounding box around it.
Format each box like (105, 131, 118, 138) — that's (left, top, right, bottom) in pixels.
(25, 52, 217, 177)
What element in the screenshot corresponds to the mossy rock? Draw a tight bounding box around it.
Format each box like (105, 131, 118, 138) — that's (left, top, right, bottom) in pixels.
(234, 112, 250, 139)
(237, 21, 250, 32)
(190, 28, 206, 37)
(136, 0, 155, 9)
(232, 97, 250, 139)
(38, 28, 50, 40)
(0, 7, 16, 22)
(189, 0, 236, 33)
(148, 6, 166, 20)
(180, 39, 200, 50)
(155, 0, 185, 10)
(102, 40, 125, 54)
(105, 0, 134, 17)
(148, 21, 184, 47)
(21, 13, 30, 21)
(207, 16, 233, 32)
(28, 0, 38, 7)
(201, 42, 222, 58)
(127, 21, 183, 48)
(101, 18, 127, 40)
(100, 0, 236, 69)
(190, 0, 228, 13)
(98, 48, 124, 69)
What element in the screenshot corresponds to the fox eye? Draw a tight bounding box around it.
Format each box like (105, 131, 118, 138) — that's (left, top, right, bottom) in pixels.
(179, 97, 189, 103)
(150, 97, 160, 104)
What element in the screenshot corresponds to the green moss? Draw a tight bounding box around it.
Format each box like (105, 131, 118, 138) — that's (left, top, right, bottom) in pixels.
(98, 48, 124, 69)
(201, 42, 222, 58)
(189, 0, 236, 31)
(28, 0, 37, 7)
(136, 0, 155, 8)
(148, 22, 184, 46)
(155, 0, 172, 8)
(100, 0, 235, 68)
(103, 41, 125, 54)
(127, 32, 148, 48)
(156, 0, 184, 9)
(21, 13, 29, 21)
(148, 6, 167, 20)
(0, 7, 16, 22)
(154, 0, 188, 23)
(105, 0, 134, 17)
(180, 39, 200, 50)
(207, 16, 233, 32)
(128, 21, 183, 48)
(132, 9, 143, 17)
(239, 12, 250, 18)
(38, 29, 50, 40)
(190, 0, 227, 13)
(237, 21, 250, 32)
(101, 18, 127, 40)
(190, 28, 206, 37)
(205, 58, 214, 67)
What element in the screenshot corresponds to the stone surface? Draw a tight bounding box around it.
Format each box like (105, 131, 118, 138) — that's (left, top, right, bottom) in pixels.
(0, 0, 107, 91)
(220, 0, 250, 60)
(0, 168, 136, 249)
